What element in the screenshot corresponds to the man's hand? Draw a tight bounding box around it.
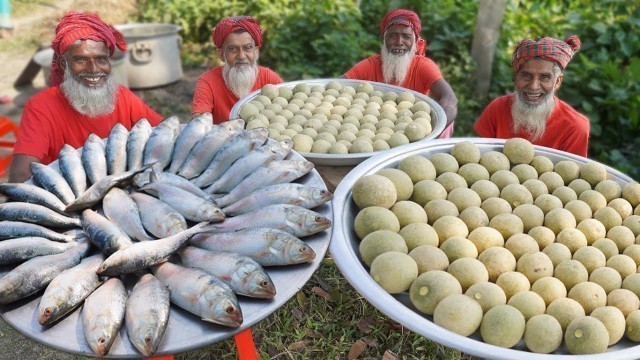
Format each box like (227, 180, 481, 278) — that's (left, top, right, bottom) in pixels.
(430, 78, 459, 126)
(8, 154, 41, 183)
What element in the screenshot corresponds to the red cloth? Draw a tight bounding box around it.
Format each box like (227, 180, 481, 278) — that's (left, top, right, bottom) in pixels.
(14, 86, 163, 165)
(212, 16, 262, 48)
(344, 54, 442, 94)
(192, 66, 283, 124)
(380, 9, 426, 56)
(474, 94, 590, 157)
(512, 35, 581, 73)
(50, 11, 126, 87)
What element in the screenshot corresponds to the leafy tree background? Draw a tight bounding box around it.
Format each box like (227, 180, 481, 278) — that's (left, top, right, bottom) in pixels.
(137, 0, 640, 179)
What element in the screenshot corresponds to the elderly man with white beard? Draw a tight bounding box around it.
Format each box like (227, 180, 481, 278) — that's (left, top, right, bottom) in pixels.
(343, 9, 458, 137)
(192, 15, 283, 124)
(475, 35, 589, 157)
(9, 11, 163, 183)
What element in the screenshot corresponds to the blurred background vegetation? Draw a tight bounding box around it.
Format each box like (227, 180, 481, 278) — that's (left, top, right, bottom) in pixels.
(137, 0, 639, 180)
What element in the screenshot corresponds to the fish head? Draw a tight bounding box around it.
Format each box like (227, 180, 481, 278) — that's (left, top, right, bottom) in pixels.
(200, 206, 225, 223)
(129, 323, 162, 356)
(85, 325, 116, 356)
(286, 241, 316, 264)
(201, 286, 243, 327)
(305, 212, 332, 235)
(132, 171, 151, 188)
(224, 118, 245, 130)
(232, 260, 276, 299)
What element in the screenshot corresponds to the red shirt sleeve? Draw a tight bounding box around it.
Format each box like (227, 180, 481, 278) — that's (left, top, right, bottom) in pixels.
(192, 70, 216, 116)
(344, 56, 377, 80)
(119, 87, 164, 126)
(13, 93, 56, 161)
(406, 57, 443, 95)
(474, 96, 510, 138)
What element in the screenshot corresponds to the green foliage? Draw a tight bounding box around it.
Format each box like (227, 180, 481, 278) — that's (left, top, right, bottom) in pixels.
(263, 1, 377, 79)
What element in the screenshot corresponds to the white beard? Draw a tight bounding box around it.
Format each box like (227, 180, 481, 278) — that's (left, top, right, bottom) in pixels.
(511, 88, 556, 142)
(222, 52, 259, 99)
(380, 41, 416, 84)
(60, 63, 118, 117)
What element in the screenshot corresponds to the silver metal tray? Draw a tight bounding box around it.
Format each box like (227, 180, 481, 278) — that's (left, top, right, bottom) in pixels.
(329, 137, 640, 360)
(0, 151, 333, 358)
(229, 79, 447, 166)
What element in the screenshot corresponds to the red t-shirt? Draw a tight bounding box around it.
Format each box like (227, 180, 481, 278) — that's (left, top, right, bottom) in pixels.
(474, 94, 590, 157)
(14, 86, 163, 165)
(192, 66, 283, 124)
(343, 54, 443, 95)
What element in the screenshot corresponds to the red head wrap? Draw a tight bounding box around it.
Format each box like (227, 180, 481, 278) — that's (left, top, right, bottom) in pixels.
(380, 8, 427, 56)
(212, 16, 263, 49)
(512, 35, 581, 73)
(50, 11, 126, 87)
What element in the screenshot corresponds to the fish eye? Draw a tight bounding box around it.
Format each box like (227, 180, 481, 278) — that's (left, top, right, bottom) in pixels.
(226, 306, 236, 314)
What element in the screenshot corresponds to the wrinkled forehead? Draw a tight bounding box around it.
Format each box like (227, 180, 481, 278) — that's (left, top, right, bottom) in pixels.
(65, 39, 109, 57)
(518, 58, 557, 74)
(222, 31, 255, 48)
(384, 24, 414, 37)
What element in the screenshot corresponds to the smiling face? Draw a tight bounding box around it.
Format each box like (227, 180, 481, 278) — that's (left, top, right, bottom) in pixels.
(383, 24, 415, 56)
(60, 39, 111, 88)
(217, 31, 258, 68)
(514, 58, 563, 107)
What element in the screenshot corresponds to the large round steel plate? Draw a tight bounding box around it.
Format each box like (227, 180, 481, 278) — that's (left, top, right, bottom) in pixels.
(0, 150, 333, 358)
(229, 79, 447, 166)
(329, 137, 640, 360)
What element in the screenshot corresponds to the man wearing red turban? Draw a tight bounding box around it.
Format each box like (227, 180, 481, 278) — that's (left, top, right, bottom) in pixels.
(192, 15, 283, 124)
(9, 11, 163, 183)
(474, 36, 590, 157)
(343, 8, 458, 138)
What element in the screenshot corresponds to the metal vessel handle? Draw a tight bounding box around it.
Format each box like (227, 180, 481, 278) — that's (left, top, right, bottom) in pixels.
(131, 41, 153, 63)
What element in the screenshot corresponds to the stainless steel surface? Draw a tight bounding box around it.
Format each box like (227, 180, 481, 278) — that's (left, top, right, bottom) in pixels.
(329, 138, 640, 360)
(115, 23, 183, 89)
(229, 79, 447, 166)
(0, 151, 333, 358)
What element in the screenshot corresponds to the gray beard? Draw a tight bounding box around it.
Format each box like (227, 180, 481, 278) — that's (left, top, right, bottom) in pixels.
(223, 53, 259, 99)
(511, 89, 556, 142)
(60, 64, 118, 117)
(380, 41, 416, 84)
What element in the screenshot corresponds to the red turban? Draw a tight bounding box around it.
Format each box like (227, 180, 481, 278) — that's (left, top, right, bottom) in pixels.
(512, 35, 581, 73)
(50, 11, 126, 87)
(380, 9, 427, 56)
(212, 16, 263, 49)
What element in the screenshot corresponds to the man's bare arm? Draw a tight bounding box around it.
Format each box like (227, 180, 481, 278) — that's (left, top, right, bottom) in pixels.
(8, 154, 41, 183)
(429, 78, 459, 125)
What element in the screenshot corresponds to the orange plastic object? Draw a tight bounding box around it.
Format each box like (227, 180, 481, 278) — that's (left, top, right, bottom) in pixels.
(0, 116, 18, 178)
(234, 328, 259, 360)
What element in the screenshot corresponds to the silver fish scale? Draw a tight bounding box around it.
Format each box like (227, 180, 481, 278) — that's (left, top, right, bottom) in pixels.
(0, 202, 81, 228)
(177, 119, 244, 179)
(125, 273, 170, 357)
(81, 133, 107, 185)
(167, 113, 213, 174)
(0, 183, 68, 214)
(58, 145, 87, 197)
(30, 162, 76, 205)
(106, 123, 129, 176)
(126, 118, 153, 171)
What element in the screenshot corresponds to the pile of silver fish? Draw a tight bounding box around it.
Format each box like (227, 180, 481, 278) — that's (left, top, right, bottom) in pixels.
(0, 113, 333, 357)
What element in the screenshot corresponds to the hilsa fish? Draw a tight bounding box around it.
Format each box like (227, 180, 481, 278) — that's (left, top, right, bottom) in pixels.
(152, 261, 243, 327)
